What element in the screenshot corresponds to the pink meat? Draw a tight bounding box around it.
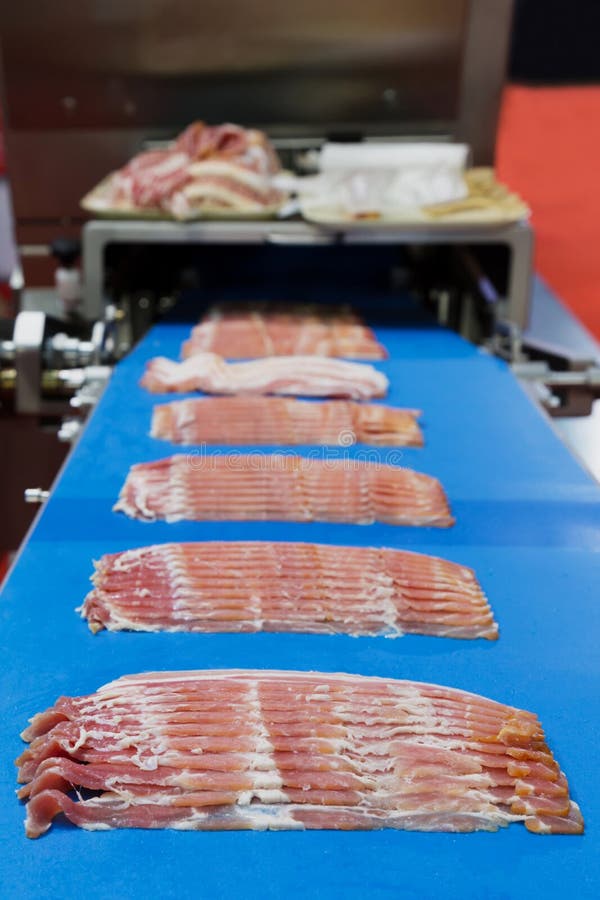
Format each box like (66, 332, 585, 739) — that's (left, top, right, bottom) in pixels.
(80, 541, 497, 639)
(173, 121, 214, 158)
(140, 353, 389, 399)
(173, 122, 275, 170)
(100, 121, 281, 212)
(150, 397, 422, 447)
(181, 303, 387, 360)
(112, 455, 454, 526)
(16, 670, 583, 838)
(113, 150, 191, 209)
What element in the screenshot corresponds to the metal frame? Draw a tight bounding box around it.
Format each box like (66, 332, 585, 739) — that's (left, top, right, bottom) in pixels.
(82, 218, 533, 328)
(457, 0, 514, 164)
(13, 310, 46, 415)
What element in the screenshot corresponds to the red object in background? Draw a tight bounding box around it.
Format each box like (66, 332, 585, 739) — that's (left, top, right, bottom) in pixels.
(497, 85, 600, 340)
(0, 107, 4, 175)
(0, 554, 10, 585)
(0, 283, 12, 317)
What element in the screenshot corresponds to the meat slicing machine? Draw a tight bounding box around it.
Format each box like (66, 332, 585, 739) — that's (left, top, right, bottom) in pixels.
(0, 6, 599, 897)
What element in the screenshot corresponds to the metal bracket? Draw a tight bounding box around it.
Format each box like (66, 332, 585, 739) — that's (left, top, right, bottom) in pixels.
(488, 319, 525, 364)
(68, 365, 112, 410)
(3, 308, 116, 415)
(24, 488, 50, 504)
(513, 359, 600, 417)
(13, 310, 46, 414)
(58, 418, 83, 443)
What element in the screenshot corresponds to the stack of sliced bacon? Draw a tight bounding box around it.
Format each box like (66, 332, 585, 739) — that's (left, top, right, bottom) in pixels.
(140, 353, 389, 399)
(151, 397, 422, 447)
(169, 160, 283, 219)
(113, 455, 454, 526)
(80, 542, 497, 639)
(182, 303, 387, 360)
(17, 669, 583, 837)
(93, 121, 284, 219)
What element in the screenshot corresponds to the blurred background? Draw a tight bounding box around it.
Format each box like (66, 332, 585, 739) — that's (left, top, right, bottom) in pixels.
(2, 0, 600, 333)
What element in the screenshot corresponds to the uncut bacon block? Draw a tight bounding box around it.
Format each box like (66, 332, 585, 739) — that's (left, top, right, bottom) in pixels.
(113, 455, 454, 526)
(140, 353, 389, 399)
(181, 303, 387, 360)
(80, 541, 497, 639)
(17, 670, 583, 838)
(151, 397, 423, 447)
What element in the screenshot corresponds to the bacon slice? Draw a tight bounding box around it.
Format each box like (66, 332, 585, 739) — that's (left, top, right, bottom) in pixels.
(151, 397, 422, 447)
(182, 303, 387, 360)
(17, 670, 583, 838)
(79, 542, 497, 639)
(113, 455, 454, 526)
(140, 353, 389, 399)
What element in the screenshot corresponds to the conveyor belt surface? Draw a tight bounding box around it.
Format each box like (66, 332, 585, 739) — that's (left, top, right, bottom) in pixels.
(1, 306, 599, 899)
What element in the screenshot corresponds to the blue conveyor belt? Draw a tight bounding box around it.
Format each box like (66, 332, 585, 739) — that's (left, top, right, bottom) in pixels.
(1, 309, 599, 899)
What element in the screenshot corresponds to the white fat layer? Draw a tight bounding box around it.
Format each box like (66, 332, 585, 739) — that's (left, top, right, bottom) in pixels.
(109, 545, 164, 571)
(64, 727, 88, 754)
(113, 471, 156, 521)
(186, 160, 272, 192)
(170, 806, 304, 831)
(248, 593, 263, 631)
(230, 805, 304, 830)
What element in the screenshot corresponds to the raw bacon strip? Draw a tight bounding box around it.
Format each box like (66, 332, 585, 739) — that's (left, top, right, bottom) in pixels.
(79, 541, 497, 639)
(181, 303, 387, 360)
(151, 397, 423, 447)
(17, 670, 583, 838)
(140, 353, 389, 399)
(112, 455, 454, 526)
